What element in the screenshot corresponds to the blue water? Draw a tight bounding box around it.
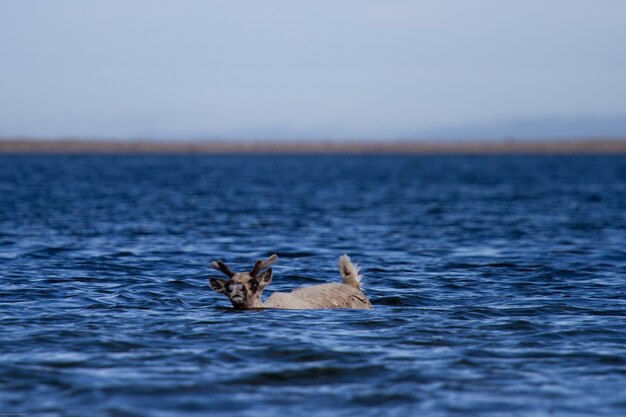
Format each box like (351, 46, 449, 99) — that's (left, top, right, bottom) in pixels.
(1, 155, 626, 417)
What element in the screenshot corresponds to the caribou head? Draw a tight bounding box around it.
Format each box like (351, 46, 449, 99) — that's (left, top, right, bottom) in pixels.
(209, 254, 278, 309)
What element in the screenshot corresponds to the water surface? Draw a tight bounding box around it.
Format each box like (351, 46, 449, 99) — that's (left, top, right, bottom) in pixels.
(1, 155, 626, 416)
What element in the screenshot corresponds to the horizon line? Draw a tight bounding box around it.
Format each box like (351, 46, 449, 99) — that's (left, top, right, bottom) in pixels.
(2, 138, 626, 155)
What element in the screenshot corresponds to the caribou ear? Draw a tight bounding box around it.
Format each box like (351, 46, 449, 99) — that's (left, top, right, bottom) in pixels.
(257, 268, 273, 290)
(210, 278, 228, 294)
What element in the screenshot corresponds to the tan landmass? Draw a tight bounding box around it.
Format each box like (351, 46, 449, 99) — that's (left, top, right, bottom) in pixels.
(1, 138, 626, 154)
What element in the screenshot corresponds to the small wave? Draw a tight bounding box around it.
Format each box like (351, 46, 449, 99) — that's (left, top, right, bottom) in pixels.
(225, 364, 388, 386)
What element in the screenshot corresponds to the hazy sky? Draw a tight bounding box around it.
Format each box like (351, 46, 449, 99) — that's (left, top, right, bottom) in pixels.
(1, 1, 626, 140)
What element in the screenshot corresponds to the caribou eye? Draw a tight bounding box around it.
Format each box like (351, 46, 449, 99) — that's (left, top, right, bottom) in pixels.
(249, 280, 258, 291)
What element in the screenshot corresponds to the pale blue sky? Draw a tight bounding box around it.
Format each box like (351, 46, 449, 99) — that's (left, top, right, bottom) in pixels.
(1, 1, 626, 140)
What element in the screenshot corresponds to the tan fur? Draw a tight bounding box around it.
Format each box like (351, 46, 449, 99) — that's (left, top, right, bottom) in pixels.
(264, 283, 372, 309)
(209, 254, 372, 310)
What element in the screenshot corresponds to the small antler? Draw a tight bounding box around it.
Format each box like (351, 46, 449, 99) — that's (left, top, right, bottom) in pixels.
(211, 260, 235, 278)
(250, 254, 278, 277)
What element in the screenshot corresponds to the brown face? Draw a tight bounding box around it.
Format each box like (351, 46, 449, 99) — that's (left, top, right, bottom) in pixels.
(210, 269, 272, 309)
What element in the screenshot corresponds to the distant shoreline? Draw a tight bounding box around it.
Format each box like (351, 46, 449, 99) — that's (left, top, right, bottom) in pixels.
(2, 138, 626, 154)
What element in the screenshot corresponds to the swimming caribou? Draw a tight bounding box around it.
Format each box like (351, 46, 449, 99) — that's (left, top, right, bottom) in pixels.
(209, 254, 372, 310)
